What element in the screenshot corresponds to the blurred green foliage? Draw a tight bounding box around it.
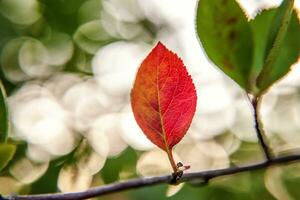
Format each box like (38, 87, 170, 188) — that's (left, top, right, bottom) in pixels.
(0, 143, 16, 172)
(0, 81, 8, 142)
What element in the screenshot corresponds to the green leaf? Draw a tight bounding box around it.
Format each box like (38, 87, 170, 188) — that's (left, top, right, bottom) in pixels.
(0, 143, 16, 171)
(257, 0, 299, 93)
(0, 80, 9, 143)
(196, 0, 253, 91)
(249, 9, 277, 86)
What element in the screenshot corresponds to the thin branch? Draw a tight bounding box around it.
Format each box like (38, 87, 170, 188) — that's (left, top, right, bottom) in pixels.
(2, 154, 300, 200)
(251, 96, 273, 161)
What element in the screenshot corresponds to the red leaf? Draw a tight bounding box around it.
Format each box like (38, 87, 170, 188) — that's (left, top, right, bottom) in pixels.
(131, 42, 197, 172)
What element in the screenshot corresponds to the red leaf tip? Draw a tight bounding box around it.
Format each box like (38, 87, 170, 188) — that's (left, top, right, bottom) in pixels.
(156, 41, 164, 47)
(154, 41, 168, 51)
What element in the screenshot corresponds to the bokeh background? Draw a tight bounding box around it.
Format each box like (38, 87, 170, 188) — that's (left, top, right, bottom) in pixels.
(0, 0, 300, 199)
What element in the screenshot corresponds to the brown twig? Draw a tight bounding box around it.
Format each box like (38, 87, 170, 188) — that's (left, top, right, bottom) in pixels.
(251, 96, 273, 161)
(2, 154, 300, 200)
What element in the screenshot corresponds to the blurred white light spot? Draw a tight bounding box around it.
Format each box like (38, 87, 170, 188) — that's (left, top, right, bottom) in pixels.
(264, 93, 300, 148)
(260, 91, 278, 116)
(0, 177, 22, 195)
(89, 114, 128, 157)
(26, 144, 51, 163)
(117, 21, 146, 40)
(120, 106, 154, 151)
(43, 31, 74, 66)
(265, 94, 300, 134)
(74, 20, 112, 54)
(76, 151, 107, 176)
(58, 165, 92, 192)
(42, 128, 76, 156)
(103, 0, 143, 23)
(12, 95, 68, 144)
(19, 39, 51, 78)
(0, 0, 41, 25)
(136, 149, 179, 176)
(9, 82, 75, 158)
(9, 83, 48, 109)
(86, 125, 109, 158)
(265, 166, 293, 200)
(230, 99, 257, 142)
(270, 63, 300, 94)
(1, 37, 29, 83)
(137, 0, 195, 26)
(100, 10, 120, 38)
(166, 183, 184, 197)
(10, 158, 48, 184)
(215, 132, 241, 155)
(175, 140, 229, 172)
(92, 41, 151, 96)
(196, 81, 233, 114)
(101, 1, 149, 40)
(62, 79, 110, 132)
(44, 73, 83, 98)
(190, 106, 235, 139)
